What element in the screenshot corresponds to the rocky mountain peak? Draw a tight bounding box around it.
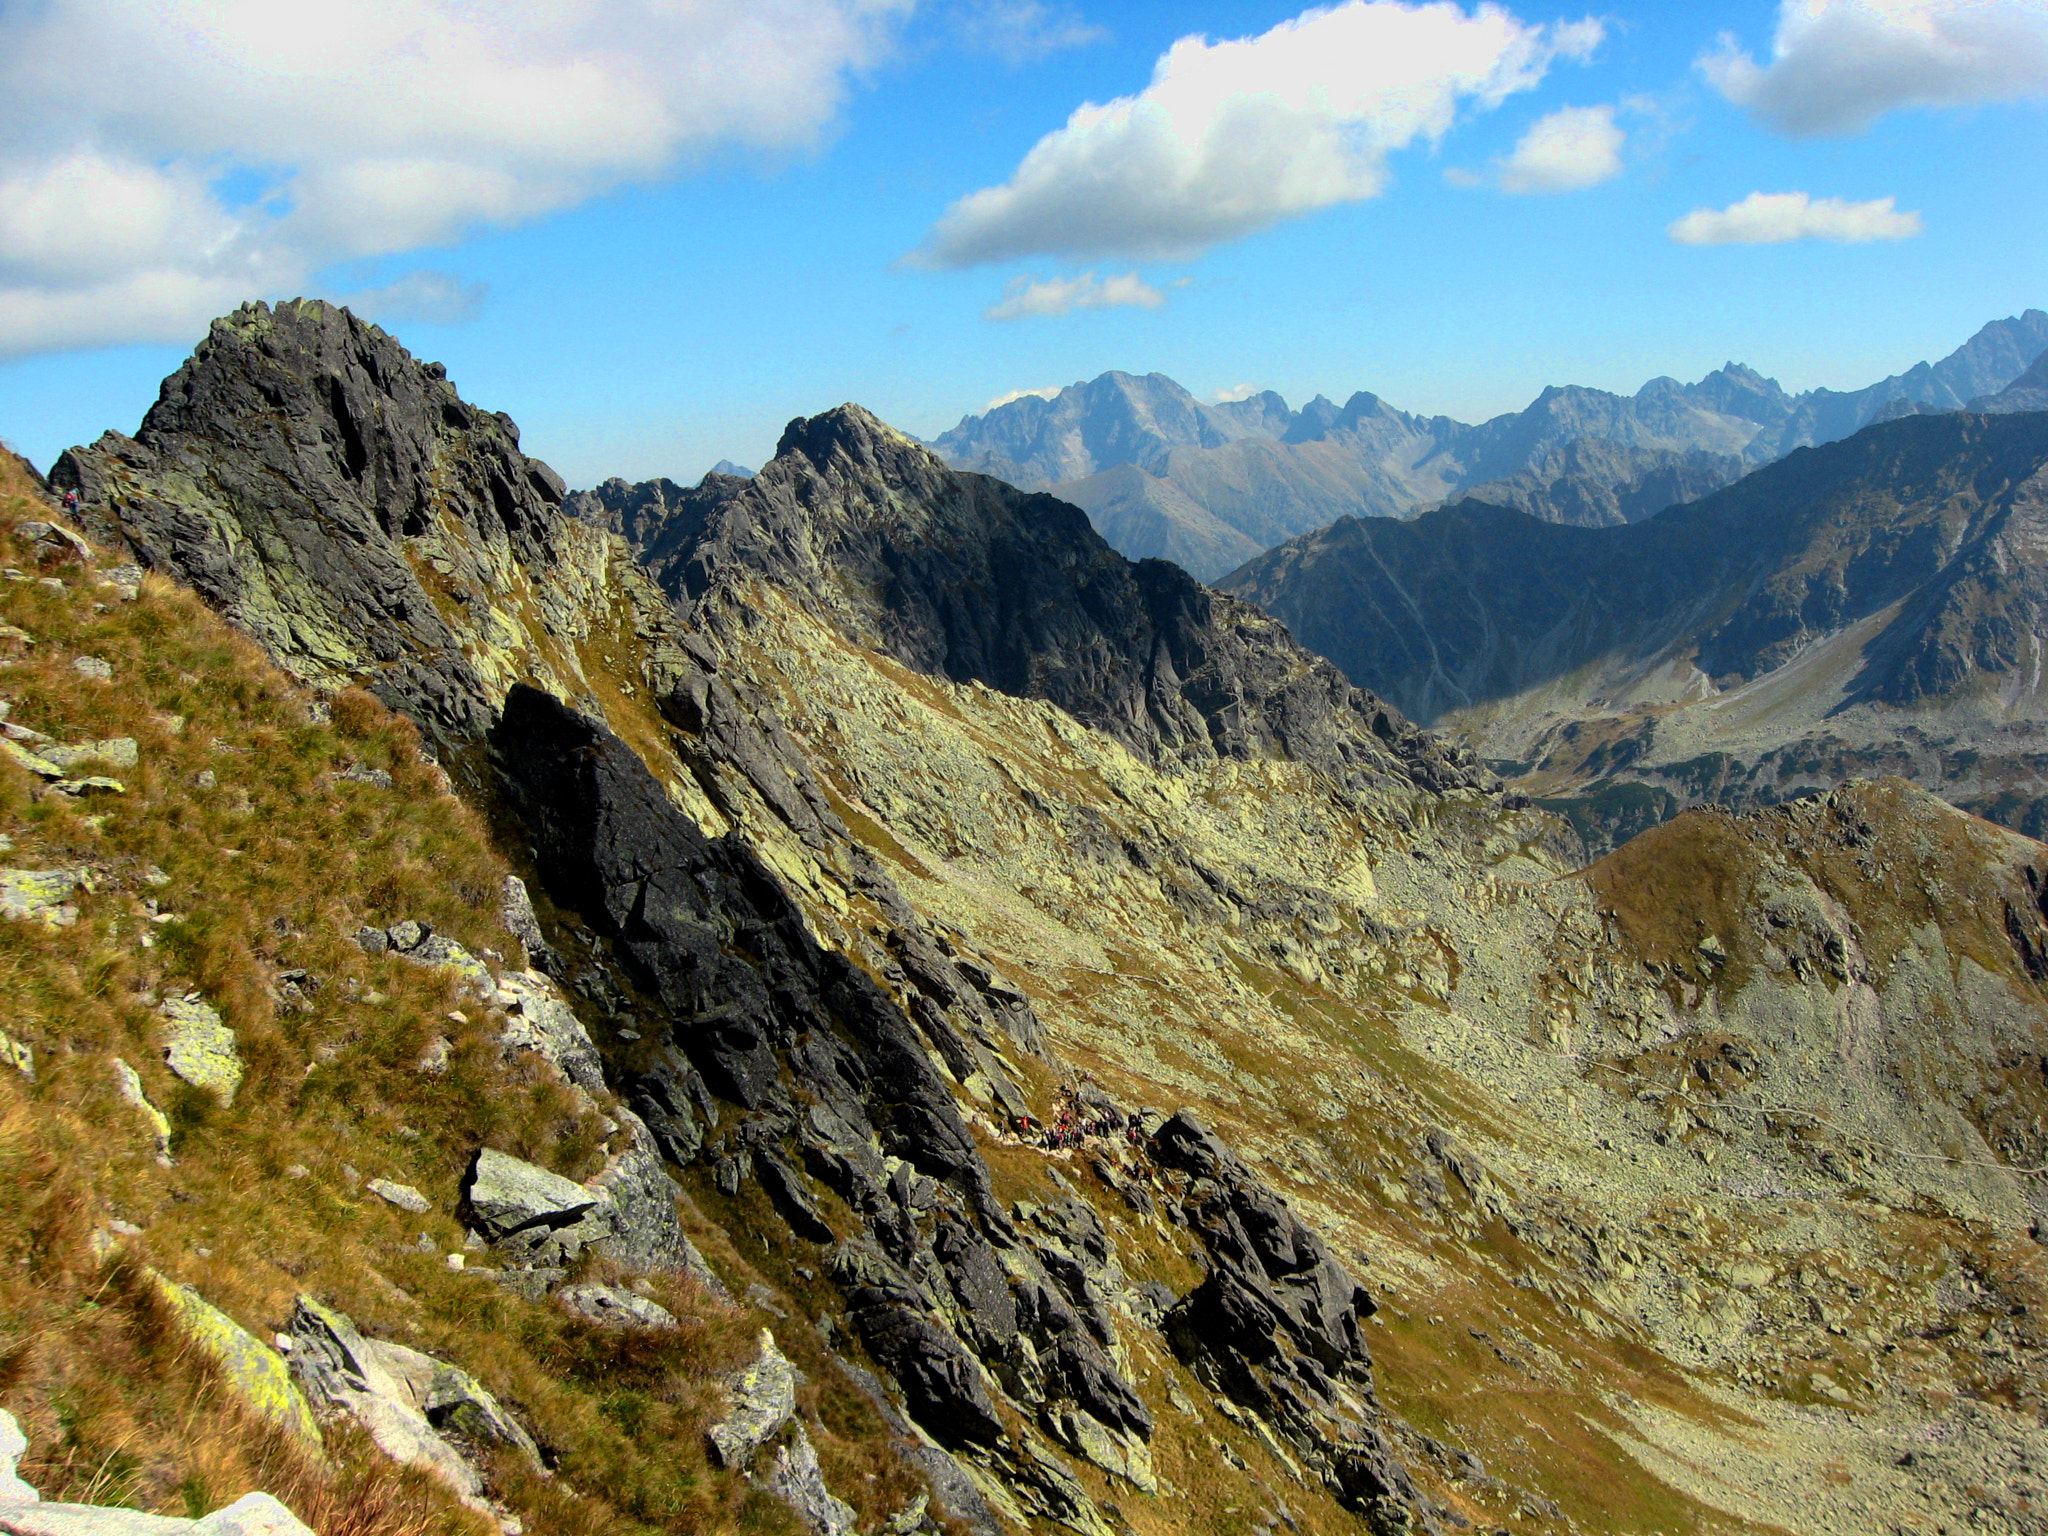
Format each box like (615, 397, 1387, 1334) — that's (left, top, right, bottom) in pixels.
(49, 297, 615, 738)
(772, 401, 926, 480)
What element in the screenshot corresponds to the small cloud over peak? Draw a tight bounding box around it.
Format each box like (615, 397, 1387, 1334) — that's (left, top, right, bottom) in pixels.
(985, 385, 1065, 409)
(913, 1, 1607, 268)
(982, 271, 1165, 322)
(1498, 104, 1625, 193)
(1212, 383, 1265, 402)
(1667, 190, 1923, 245)
(1447, 102, 1627, 194)
(336, 270, 488, 327)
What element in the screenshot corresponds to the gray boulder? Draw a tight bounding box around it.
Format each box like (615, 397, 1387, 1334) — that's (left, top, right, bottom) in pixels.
(707, 1328, 797, 1468)
(40, 739, 137, 772)
(462, 1147, 611, 1269)
(0, 1412, 314, 1534)
(0, 1410, 36, 1502)
(0, 869, 85, 927)
(159, 996, 242, 1105)
(764, 1426, 857, 1536)
(285, 1295, 537, 1507)
(555, 1283, 676, 1331)
(492, 971, 601, 1091)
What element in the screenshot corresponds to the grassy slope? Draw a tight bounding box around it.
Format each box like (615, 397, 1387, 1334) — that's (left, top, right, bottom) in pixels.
(0, 448, 926, 1535)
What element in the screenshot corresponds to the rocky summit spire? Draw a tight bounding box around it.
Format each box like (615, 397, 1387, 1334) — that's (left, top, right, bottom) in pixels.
(50, 299, 625, 739)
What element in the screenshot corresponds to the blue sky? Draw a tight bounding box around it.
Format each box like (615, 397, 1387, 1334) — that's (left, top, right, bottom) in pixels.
(0, 0, 2043, 486)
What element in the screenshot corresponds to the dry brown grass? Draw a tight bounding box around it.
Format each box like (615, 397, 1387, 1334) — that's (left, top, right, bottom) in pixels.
(0, 446, 932, 1533)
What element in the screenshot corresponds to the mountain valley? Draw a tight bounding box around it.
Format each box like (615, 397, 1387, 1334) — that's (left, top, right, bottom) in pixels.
(0, 300, 2046, 1536)
(1223, 408, 2048, 857)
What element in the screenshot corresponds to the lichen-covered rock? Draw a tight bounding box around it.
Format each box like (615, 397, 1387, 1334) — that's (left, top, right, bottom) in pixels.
(0, 743, 64, 781)
(707, 1329, 797, 1468)
(41, 739, 137, 772)
(285, 1295, 537, 1506)
(152, 1278, 321, 1447)
(763, 1425, 857, 1536)
(159, 996, 242, 1105)
(112, 1058, 172, 1162)
(0, 1029, 34, 1082)
(50, 777, 123, 798)
(0, 869, 84, 925)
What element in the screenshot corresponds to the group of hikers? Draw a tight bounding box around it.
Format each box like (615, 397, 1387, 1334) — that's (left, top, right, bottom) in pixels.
(1011, 1081, 1137, 1151)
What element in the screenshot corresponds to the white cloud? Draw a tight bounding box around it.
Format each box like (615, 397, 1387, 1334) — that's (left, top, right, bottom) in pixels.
(0, 0, 912, 357)
(1702, 0, 2048, 136)
(955, 1, 1108, 64)
(982, 271, 1165, 321)
(1666, 190, 1923, 244)
(984, 385, 1065, 409)
(1213, 383, 1265, 402)
(913, 1, 1604, 267)
(338, 270, 489, 327)
(1496, 103, 1625, 192)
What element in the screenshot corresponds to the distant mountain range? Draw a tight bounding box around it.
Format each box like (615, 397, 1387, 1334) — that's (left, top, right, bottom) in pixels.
(932, 311, 2048, 579)
(1222, 407, 2048, 852)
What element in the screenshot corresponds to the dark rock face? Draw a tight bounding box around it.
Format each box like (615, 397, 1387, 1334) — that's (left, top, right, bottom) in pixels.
(591, 404, 1494, 797)
(1150, 1112, 1431, 1535)
(563, 473, 748, 595)
(50, 300, 574, 736)
(488, 686, 1189, 1515)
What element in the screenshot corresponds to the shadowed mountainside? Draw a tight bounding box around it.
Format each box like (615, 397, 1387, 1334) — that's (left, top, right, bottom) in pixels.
(934, 314, 2048, 579)
(1223, 409, 2048, 850)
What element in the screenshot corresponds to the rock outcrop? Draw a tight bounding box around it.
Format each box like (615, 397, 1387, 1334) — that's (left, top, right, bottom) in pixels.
(285, 1296, 538, 1513)
(63, 300, 2048, 1536)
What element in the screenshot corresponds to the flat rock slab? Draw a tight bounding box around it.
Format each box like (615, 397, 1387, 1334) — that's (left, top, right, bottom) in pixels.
(367, 1178, 431, 1214)
(42, 739, 137, 771)
(556, 1283, 677, 1331)
(0, 1488, 309, 1535)
(153, 1278, 321, 1446)
(160, 997, 241, 1105)
(0, 743, 62, 780)
(463, 1147, 601, 1240)
(764, 1426, 857, 1536)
